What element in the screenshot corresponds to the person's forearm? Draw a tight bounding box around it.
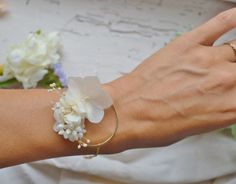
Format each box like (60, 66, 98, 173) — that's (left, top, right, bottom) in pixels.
(0, 87, 127, 168)
(2, 7, 236, 169)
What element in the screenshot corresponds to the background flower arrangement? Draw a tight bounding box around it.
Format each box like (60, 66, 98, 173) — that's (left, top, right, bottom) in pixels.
(0, 30, 67, 89)
(0, 0, 5, 15)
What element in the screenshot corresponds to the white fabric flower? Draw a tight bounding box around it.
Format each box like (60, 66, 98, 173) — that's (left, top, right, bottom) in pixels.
(0, 31, 61, 88)
(53, 77, 113, 142)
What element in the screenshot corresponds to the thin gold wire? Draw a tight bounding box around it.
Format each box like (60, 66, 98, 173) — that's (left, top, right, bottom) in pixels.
(224, 43, 236, 58)
(80, 104, 119, 158)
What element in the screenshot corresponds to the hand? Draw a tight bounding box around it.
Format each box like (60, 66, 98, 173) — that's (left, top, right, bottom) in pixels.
(3, 8, 236, 168)
(106, 8, 236, 150)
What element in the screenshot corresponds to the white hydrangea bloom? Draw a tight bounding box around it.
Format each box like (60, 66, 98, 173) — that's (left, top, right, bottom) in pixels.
(0, 31, 61, 88)
(53, 77, 113, 142)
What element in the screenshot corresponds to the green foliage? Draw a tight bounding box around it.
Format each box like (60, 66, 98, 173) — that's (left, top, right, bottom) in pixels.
(38, 68, 64, 89)
(0, 78, 19, 88)
(231, 125, 236, 139)
(0, 69, 63, 89)
(35, 30, 42, 35)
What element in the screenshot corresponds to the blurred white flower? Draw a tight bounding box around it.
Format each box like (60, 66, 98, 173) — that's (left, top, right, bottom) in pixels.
(0, 0, 6, 14)
(53, 77, 113, 142)
(0, 31, 61, 88)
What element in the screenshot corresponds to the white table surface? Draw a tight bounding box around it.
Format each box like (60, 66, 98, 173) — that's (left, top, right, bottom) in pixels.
(0, 0, 234, 82)
(1, 1, 236, 184)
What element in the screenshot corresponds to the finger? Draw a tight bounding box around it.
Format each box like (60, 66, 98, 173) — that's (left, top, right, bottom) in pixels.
(214, 39, 236, 62)
(184, 8, 236, 46)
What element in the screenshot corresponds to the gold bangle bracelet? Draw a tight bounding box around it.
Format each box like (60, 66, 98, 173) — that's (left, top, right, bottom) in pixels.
(79, 104, 119, 159)
(50, 77, 118, 159)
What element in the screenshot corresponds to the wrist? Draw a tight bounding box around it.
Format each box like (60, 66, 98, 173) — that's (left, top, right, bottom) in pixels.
(102, 76, 138, 152)
(46, 78, 136, 156)
(100, 84, 128, 152)
(49, 82, 131, 155)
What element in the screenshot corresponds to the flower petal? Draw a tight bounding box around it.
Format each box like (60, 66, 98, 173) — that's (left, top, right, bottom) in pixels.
(17, 67, 48, 88)
(2, 31, 61, 89)
(68, 76, 113, 109)
(83, 76, 113, 109)
(64, 113, 81, 124)
(84, 102, 104, 124)
(54, 108, 63, 123)
(67, 77, 83, 99)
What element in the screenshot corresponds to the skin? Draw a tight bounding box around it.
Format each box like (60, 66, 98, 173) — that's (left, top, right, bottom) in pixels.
(1, 8, 236, 168)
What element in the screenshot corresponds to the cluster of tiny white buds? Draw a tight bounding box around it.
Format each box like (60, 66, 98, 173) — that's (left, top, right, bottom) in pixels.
(48, 83, 62, 93)
(50, 83, 56, 87)
(48, 83, 63, 105)
(51, 77, 112, 153)
(77, 138, 91, 150)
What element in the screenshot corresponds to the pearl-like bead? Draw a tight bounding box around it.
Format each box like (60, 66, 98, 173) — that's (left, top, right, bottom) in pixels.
(58, 130, 64, 135)
(66, 129, 71, 134)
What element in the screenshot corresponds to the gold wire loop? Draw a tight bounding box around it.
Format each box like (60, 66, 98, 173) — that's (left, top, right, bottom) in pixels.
(224, 42, 236, 60)
(81, 104, 119, 159)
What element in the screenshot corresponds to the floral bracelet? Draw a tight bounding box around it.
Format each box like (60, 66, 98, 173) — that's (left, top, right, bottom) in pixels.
(50, 77, 119, 157)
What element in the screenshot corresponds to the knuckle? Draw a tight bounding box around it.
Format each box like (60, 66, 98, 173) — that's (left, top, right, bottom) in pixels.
(200, 70, 235, 93)
(186, 47, 214, 68)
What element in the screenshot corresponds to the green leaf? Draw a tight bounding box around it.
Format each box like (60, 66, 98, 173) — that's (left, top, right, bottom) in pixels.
(231, 125, 236, 139)
(0, 78, 19, 88)
(35, 30, 42, 35)
(38, 68, 64, 89)
(0, 64, 3, 75)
